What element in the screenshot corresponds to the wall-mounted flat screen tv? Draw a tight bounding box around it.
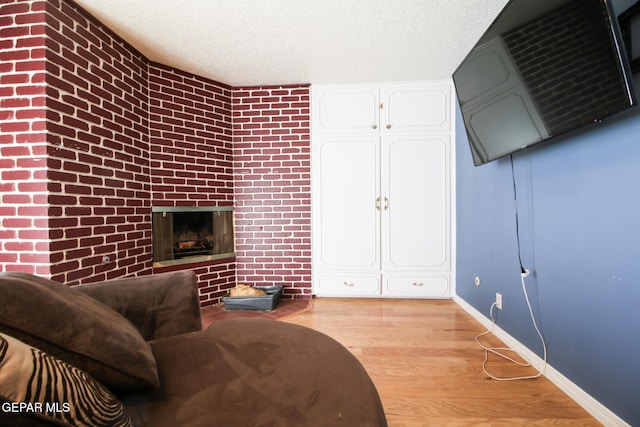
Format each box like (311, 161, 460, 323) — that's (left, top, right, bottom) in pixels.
(452, 0, 637, 166)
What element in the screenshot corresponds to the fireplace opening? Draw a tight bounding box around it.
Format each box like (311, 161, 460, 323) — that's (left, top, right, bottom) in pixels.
(152, 207, 234, 266)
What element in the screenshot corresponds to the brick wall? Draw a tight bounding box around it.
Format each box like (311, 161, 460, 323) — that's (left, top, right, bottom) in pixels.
(1, 0, 312, 302)
(148, 62, 236, 304)
(44, 0, 152, 284)
(148, 62, 233, 206)
(233, 86, 312, 298)
(0, 0, 49, 276)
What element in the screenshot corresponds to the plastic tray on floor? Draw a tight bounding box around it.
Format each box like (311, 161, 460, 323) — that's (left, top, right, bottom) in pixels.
(222, 285, 283, 311)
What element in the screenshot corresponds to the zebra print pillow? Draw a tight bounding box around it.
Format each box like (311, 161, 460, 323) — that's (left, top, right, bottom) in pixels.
(0, 333, 133, 427)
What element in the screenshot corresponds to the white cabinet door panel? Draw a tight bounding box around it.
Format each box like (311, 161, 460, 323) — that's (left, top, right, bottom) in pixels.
(314, 136, 380, 270)
(382, 83, 452, 133)
(317, 273, 380, 296)
(312, 86, 379, 134)
(383, 274, 450, 297)
(382, 135, 450, 271)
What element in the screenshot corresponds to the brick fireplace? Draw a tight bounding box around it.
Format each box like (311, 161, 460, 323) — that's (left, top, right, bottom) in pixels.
(0, 0, 311, 304)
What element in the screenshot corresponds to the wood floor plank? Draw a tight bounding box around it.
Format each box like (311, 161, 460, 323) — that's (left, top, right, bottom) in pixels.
(284, 298, 601, 426)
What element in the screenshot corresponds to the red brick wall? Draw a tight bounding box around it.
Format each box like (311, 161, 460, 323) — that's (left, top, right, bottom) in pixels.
(0, 0, 49, 276)
(148, 62, 236, 305)
(148, 63, 233, 206)
(232, 86, 312, 298)
(0, 0, 238, 298)
(1, 0, 312, 302)
(44, 0, 152, 284)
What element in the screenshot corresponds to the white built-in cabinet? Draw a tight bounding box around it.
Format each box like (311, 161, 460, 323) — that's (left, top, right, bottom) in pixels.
(311, 82, 455, 298)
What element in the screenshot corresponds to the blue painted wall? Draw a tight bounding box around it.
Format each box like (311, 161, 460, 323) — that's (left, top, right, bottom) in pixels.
(455, 64, 640, 423)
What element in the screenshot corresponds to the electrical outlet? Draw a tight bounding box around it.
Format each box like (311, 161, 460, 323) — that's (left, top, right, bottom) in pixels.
(495, 292, 503, 310)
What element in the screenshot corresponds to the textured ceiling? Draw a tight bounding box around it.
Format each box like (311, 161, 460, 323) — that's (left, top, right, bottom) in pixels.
(73, 0, 509, 87)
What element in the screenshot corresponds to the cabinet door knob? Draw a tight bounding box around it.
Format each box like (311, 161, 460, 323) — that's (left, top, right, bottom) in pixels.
(343, 282, 355, 287)
(371, 124, 378, 130)
(412, 282, 424, 287)
(386, 124, 392, 129)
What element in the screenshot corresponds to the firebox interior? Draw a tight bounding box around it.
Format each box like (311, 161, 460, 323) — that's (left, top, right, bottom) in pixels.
(152, 207, 234, 266)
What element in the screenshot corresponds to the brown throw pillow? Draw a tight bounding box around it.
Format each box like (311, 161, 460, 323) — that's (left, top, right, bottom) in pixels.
(0, 333, 133, 427)
(0, 272, 158, 391)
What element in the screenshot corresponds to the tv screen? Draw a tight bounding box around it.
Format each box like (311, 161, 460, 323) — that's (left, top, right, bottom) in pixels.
(452, 0, 637, 166)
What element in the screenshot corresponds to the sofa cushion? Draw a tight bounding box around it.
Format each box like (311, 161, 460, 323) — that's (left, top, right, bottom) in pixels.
(0, 272, 159, 391)
(74, 270, 203, 341)
(0, 333, 133, 427)
(120, 319, 387, 427)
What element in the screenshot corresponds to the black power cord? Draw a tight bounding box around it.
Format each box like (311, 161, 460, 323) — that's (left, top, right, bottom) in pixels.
(510, 154, 527, 275)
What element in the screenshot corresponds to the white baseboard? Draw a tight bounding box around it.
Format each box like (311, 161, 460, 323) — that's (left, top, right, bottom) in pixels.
(453, 295, 629, 427)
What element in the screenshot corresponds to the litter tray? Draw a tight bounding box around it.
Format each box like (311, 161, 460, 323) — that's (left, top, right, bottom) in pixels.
(222, 285, 283, 311)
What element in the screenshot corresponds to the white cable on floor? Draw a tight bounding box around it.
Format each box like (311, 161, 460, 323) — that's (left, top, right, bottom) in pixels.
(474, 271, 547, 381)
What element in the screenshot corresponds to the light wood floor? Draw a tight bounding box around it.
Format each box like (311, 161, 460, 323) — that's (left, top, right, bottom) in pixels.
(283, 298, 601, 427)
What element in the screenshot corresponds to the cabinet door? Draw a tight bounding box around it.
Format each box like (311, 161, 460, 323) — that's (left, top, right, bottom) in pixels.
(381, 83, 452, 133)
(383, 273, 451, 298)
(381, 134, 450, 271)
(316, 273, 380, 296)
(311, 85, 379, 134)
(313, 136, 380, 271)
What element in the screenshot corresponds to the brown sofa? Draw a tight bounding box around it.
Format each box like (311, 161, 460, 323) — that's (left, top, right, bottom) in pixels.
(0, 271, 387, 426)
